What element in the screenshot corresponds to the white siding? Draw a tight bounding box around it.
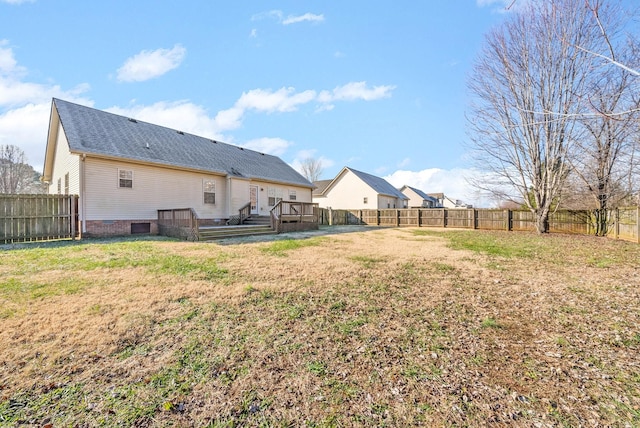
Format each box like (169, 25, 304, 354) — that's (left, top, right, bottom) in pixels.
(82, 158, 314, 220)
(316, 170, 379, 209)
(49, 123, 80, 196)
(84, 158, 228, 220)
(229, 178, 250, 214)
(401, 187, 426, 208)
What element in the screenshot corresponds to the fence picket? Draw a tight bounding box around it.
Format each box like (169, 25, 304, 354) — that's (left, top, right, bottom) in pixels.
(318, 207, 640, 243)
(0, 194, 79, 243)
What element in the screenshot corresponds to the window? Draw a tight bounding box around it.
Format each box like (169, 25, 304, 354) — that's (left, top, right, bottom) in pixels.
(203, 180, 216, 204)
(119, 169, 133, 188)
(268, 187, 283, 206)
(57, 178, 61, 194)
(64, 173, 69, 195)
(363, 197, 368, 204)
(289, 190, 297, 201)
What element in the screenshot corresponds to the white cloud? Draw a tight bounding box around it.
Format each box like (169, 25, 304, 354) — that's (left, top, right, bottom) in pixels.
(0, 40, 394, 173)
(397, 158, 411, 168)
(384, 168, 492, 208)
(282, 13, 324, 25)
(252, 10, 324, 25)
(116, 44, 186, 83)
(216, 82, 393, 131)
(0, 43, 93, 169)
(1, 0, 35, 4)
(241, 137, 292, 156)
(318, 81, 396, 103)
(237, 87, 317, 113)
(0, 40, 23, 75)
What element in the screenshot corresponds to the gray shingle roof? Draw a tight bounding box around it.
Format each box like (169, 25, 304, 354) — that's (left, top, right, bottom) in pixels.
(54, 98, 312, 188)
(402, 185, 437, 203)
(346, 167, 407, 200)
(312, 179, 332, 195)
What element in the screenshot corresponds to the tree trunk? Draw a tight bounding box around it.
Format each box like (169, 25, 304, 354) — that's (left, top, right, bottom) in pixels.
(534, 209, 550, 234)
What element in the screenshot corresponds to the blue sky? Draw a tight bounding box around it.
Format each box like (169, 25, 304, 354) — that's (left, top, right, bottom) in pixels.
(1, 0, 534, 205)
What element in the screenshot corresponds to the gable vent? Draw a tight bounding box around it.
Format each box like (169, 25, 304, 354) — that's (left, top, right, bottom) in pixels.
(128, 118, 137, 123)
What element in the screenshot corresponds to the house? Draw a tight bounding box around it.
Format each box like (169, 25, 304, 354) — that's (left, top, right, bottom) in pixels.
(313, 166, 408, 209)
(42, 98, 313, 236)
(427, 192, 471, 209)
(399, 185, 438, 208)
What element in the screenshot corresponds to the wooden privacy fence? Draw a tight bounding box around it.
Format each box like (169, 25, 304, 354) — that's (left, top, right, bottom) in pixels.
(319, 207, 640, 243)
(0, 194, 78, 243)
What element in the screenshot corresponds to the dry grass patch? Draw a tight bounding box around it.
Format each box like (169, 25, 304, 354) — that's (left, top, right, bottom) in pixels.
(0, 228, 639, 426)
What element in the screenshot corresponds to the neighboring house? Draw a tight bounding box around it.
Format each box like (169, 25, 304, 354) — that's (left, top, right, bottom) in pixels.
(399, 185, 438, 208)
(313, 166, 408, 209)
(42, 98, 313, 236)
(428, 192, 471, 209)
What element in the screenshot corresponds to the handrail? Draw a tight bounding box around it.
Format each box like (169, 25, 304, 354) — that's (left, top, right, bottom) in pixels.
(238, 202, 251, 225)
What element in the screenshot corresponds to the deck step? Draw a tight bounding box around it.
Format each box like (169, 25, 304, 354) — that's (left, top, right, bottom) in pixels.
(198, 224, 275, 240)
(242, 215, 271, 226)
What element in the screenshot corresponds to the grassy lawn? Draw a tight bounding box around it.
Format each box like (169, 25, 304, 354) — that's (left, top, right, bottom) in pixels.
(0, 228, 639, 426)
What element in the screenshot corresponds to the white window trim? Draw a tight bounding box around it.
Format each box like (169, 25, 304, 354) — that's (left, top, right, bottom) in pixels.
(118, 168, 133, 189)
(203, 179, 216, 205)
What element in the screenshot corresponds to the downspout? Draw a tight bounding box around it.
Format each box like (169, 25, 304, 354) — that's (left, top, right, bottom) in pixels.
(80, 154, 86, 233)
(226, 175, 232, 218)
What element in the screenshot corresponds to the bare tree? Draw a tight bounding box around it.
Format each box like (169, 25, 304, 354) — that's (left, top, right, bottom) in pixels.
(0, 144, 45, 194)
(299, 157, 324, 182)
(571, 45, 640, 235)
(468, 0, 606, 233)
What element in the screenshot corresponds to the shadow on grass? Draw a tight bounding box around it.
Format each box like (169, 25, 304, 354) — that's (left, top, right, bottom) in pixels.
(214, 225, 388, 245)
(0, 225, 387, 250)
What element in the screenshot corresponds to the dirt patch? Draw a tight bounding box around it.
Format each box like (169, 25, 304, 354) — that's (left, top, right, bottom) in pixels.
(0, 227, 639, 426)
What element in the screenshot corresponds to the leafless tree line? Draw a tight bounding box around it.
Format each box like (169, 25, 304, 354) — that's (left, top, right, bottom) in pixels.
(0, 145, 46, 194)
(468, 0, 639, 233)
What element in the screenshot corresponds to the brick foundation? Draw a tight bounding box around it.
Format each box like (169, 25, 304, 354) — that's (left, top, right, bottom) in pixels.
(84, 220, 159, 237)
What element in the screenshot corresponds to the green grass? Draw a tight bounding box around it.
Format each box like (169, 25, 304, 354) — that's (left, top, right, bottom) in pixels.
(349, 255, 384, 268)
(259, 237, 324, 256)
(1, 232, 639, 426)
(412, 229, 551, 258)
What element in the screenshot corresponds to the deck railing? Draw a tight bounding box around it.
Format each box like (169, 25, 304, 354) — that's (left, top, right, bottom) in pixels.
(157, 208, 199, 241)
(270, 201, 319, 233)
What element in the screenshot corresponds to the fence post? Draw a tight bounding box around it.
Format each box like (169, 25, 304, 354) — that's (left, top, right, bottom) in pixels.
(637, 206, 640, 244)
(70, 195, 76, 240)
(442, 209, 447, 228)
(328, 207, 333, 226)
(396, 209, 400, 227)
(615, 208, 620, 239)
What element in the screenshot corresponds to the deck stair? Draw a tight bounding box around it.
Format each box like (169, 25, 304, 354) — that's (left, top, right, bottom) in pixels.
(198, 216, 274, 240)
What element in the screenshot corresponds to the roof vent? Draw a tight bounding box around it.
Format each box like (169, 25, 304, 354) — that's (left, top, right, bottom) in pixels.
(177, 130, 184, 135)
(128, 118, 137, 123)
(145, 143, 150, 149)
(239, 147, 244, 150)
(211, 139, 217, 144)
